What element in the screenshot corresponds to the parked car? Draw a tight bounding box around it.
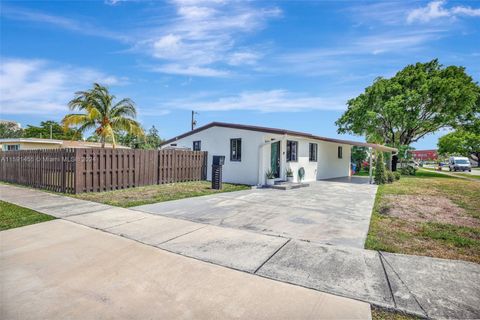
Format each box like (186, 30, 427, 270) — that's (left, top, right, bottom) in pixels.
(398, 160, 419, 169)
(448, 157, 472, 172)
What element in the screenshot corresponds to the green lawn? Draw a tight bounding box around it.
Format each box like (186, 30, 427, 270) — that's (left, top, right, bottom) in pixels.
(72, 181, 251, 207)
(0, 200, 55, 231)
(354, 170, 371, 177)
(365, 170, 480, 263)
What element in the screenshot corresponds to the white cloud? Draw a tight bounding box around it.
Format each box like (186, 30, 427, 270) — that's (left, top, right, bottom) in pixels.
(104, 0, 126, 5)
(354, 31, 442, 54)
(153, 64, 229, 77)
(2, 2, 279, 77)
(227, 51, 261, 66)
(1, 5, 127, 41)
(0, 58, 127, 115)
(407, 1, 480, 23)
(141, 0, 281, 77)
(161, 90, 349, 113)
(274, 29, 442, 77)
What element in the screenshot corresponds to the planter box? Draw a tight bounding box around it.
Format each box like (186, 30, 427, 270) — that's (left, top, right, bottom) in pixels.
(266, 178, 275, 186)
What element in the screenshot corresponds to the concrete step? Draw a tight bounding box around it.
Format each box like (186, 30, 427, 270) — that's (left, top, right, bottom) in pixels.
(270, 182, 310, 190)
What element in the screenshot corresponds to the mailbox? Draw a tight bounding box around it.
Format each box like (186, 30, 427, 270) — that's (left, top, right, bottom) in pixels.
(212, 155, 225, 166)
(211, 155, 225, 190)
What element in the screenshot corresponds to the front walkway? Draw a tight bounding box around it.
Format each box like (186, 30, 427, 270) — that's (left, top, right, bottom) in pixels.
(1, 183, 479, 319)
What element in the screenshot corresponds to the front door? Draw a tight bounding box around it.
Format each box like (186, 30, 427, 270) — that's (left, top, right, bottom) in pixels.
(271, 141, 280, 178)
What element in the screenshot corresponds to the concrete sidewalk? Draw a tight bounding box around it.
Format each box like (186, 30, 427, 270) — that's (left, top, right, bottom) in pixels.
(419, 168, 480, 182)
(1, 183, 479, 319)
(1, 220, 370, 320)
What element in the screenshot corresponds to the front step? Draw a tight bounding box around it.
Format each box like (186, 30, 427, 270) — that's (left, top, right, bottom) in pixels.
(269, 182, 310, 190)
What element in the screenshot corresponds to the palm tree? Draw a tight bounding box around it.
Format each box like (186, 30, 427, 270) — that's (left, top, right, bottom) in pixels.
(62, 83, 144, 148)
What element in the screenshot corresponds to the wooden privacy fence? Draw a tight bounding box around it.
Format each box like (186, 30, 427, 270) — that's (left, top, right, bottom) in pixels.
(0, 149, 208, 194)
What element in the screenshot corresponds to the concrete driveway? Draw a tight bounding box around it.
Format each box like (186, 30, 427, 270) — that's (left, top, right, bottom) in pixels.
(134, 177, 377, 248)
(0, 220, 370, 320)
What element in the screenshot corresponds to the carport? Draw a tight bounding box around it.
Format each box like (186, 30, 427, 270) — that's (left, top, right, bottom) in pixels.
(357, 143, 398, 184)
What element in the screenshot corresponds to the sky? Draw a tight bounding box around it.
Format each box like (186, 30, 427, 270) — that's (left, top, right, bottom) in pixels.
(1, 0, 479, 149)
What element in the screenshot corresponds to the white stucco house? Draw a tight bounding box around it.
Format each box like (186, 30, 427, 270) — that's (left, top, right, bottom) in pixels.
(160, 122, 397, 186)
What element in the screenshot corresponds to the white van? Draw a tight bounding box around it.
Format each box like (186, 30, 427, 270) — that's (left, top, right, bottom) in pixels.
(448, 157, 472, 172)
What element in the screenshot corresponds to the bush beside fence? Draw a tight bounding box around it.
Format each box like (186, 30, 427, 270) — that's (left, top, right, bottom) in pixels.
(0, 148, 207, 194)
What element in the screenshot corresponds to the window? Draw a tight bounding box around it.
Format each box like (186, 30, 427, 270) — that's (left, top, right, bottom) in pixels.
(286, 140, 298, 162)
(193, 141, 201, 151)
(4, 144, 20, 151)
(309, 143, 318, 162)
(230, 138, 242, 161)
(338, 146, 343, 159)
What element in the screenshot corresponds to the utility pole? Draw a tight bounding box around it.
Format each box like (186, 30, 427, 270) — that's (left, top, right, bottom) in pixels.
(50, 124, 53, 139)
(191, 110, 198, 131)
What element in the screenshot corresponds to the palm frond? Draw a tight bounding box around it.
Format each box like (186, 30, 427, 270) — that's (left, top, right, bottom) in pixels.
(62, 114, 92, 129)
(73, 122, 97, 139)
(66, 82, 142, 148)
(110, 117, 144, 137)
(111, 99, 137, 118)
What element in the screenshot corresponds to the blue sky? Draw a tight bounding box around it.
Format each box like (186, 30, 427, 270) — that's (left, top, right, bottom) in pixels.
(1, 0, 479, 149)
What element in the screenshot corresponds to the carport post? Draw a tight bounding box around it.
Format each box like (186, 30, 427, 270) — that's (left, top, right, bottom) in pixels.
(369, 147, 373, 184)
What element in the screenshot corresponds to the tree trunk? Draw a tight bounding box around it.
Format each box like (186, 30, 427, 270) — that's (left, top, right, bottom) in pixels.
(391, 155, 398, 171)
(100, 136, 105, 148)
(472, 152, 480, 167)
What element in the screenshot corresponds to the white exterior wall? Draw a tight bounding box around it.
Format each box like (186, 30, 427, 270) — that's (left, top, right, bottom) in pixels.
(162, 126, 352, 185)
(161, 127, 266, 185)
(287, 139, 320, 182)
(317, 141, 351, 179)
(259, 135, 351, 183)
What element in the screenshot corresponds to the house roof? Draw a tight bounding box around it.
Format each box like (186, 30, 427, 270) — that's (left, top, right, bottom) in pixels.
(161, 122, 398, 152)
(0, 138, 130, 149)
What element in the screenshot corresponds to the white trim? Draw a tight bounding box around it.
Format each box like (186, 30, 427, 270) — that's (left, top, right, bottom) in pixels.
(0, 138, 62, 145)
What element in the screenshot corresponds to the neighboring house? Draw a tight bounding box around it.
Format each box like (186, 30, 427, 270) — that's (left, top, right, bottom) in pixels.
(411, 149, 438, 161)
(0, 138, 129, 151)
(160, 122, 397, 185)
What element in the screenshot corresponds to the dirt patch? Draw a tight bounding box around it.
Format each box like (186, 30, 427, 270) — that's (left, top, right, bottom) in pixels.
(380, 195, 480, 228)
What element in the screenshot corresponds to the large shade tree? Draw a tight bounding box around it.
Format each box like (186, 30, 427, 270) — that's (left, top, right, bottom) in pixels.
(25, 120, 77, 140)
(62, 83, 144, 148)
(438, 130, 480, 166)
(336, 60, 479, 167)
(0, 122, 24, 138)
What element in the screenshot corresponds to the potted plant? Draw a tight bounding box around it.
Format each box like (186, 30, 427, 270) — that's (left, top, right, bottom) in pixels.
(265, 169, 276, 186)
(286, 168, 294, 182)
(298, 167, 305, 182)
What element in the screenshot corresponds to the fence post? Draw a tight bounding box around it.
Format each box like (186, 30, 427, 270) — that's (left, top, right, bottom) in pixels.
(202, 151, 208, 180)
(74, 149, 83, 194)
(61, 149, 66, 193)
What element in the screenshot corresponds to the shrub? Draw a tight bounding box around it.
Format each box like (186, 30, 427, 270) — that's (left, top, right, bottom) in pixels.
(386, 170, 395, 183)
(374, 152, 387, 184)
(286, 168, 293, 177)
(265, 169, 275, 179)
(400, 166, 417, 176)
(393, 171, 401, 181)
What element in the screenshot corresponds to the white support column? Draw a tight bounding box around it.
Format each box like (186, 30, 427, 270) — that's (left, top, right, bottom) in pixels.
(369, 147, 373, 184)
